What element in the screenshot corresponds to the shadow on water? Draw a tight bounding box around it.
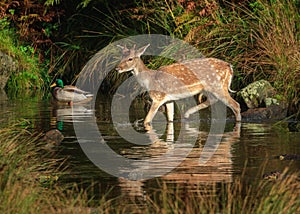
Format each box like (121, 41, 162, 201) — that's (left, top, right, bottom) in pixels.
(0, 91, 299, 202)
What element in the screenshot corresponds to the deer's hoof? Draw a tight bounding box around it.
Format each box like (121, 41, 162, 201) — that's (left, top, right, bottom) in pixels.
(144, 122, 152, 131)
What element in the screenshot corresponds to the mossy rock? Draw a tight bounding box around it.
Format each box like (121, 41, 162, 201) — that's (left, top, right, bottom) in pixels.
(238, 80, 288, 120)
(0, 51, 17, 89)
(263, 171, 281, 180)
(238, 80, 277, 109)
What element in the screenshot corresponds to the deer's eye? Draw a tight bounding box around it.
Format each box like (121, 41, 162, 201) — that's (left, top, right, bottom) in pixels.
(128, 58, 133, 61)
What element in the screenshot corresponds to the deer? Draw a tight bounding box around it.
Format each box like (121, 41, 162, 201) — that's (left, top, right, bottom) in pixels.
(115, 44, 241, 128)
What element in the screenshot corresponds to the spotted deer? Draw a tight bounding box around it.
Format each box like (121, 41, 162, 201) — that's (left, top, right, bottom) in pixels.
(116, 44, 241, 127)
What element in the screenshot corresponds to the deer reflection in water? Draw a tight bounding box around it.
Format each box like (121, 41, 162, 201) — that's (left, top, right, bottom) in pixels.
(118, 122, 240, 199)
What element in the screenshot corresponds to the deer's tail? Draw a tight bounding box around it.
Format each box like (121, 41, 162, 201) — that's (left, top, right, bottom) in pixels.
(228, 64, 237, 93)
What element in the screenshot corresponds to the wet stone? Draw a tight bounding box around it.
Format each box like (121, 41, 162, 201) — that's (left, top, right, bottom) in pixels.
(42, 129, 64, 147)
(241, 104, 287, 121)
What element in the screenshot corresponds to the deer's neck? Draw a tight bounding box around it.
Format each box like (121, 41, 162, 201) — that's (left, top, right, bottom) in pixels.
(132, 59, 151, 75)
(133, 59, 156, 90)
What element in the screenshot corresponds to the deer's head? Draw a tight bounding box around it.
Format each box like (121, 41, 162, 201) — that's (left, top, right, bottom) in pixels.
(116, 44, 150, 74)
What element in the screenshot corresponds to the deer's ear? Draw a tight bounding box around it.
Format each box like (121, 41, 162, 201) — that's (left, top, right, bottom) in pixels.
(136, 44, 150, 57)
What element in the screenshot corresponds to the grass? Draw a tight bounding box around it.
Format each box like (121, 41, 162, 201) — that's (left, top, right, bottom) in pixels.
(0, 120, 299, 213)
(0, 120, 89, 213)
(190, 0, 299, 115)
(143, 174, 300, 214)
(0, 18, 47, 91)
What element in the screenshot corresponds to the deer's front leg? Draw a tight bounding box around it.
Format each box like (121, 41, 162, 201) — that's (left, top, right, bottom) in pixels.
(165, 102, 174, 122)
(144, 92, 167, 127)
(144, 101, 163, 127)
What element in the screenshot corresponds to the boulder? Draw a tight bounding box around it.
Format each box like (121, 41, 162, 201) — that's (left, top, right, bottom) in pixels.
(0, 51, 17, 89)
(238, 80, 288, 120)
(263, 171, 281, 180)
(238, 80, 277, 109)
(42, 129, 64, 147)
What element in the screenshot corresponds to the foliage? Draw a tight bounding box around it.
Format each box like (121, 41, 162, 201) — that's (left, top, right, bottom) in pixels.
(0, 0, 299, 116)
(45, 0, 93, 8)
(194, 0, 300, 115)
(0, 0, 65, 90)
(0, 18, 47, 90)
(0, 0, 63, 49)
(101, 0, 300, 116)
(72, 0, 299, 116)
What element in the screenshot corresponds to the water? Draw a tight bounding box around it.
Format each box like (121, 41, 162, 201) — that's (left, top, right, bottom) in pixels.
(1, 91, 299, 201)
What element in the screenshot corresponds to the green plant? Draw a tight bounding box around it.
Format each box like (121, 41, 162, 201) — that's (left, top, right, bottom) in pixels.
(0, 18, 47, 91)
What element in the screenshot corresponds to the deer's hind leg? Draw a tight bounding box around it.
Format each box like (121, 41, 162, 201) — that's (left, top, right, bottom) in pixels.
(226, 97, 241, 121)
(213, 91, 241, 122)
(184, 95, 218, 119)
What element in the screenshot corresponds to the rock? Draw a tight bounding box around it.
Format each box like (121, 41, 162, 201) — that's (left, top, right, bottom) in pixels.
(238, 80, 288, 120)
(42, 129, 64, 147)
(241, 103, 287, 121)
(238, 80, 277, 109)
(0, 51, 17, 89)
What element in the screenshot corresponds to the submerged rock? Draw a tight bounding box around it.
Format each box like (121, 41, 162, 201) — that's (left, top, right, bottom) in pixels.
(42, 129, 64, 147)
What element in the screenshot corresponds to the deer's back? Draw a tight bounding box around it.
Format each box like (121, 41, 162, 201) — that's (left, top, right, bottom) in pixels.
(157, 58, 232, 92)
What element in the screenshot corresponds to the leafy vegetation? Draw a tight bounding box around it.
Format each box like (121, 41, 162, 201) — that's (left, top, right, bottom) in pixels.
(0, 0, 299, 113)
(68, 0, 300, 116)
(194, 0, 300, 115)
(0, 18, 46, 90)
(122, 0, 299, 116)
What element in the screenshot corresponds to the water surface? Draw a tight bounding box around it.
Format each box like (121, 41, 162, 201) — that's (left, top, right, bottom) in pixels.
(1, 91, 299, 200)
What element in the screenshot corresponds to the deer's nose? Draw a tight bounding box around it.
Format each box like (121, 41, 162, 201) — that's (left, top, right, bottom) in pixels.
(116, 66, 126, 73)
